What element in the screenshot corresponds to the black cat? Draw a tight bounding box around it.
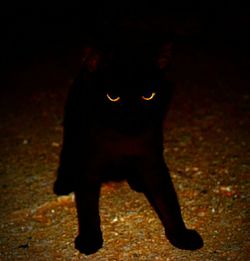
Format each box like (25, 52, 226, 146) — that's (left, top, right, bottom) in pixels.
(53, 33, 203, 255)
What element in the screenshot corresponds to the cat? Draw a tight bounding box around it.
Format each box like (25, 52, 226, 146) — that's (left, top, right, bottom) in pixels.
(53, 32, 203, 255)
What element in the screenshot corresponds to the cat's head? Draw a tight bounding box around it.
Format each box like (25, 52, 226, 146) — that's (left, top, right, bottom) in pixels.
(81, 40, 173, 135)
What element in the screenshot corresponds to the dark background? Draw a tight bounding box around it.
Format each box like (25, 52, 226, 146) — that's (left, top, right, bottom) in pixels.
(2, 2, 250, 71)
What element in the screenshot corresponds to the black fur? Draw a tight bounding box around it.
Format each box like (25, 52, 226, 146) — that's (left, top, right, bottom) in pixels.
(54, 33, 203, 255)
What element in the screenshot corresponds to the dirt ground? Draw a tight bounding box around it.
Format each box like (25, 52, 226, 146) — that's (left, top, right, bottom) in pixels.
(1, 16, 250, 260)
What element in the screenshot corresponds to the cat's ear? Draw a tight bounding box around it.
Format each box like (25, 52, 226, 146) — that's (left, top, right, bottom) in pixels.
(157, 42, 173, 70)
(81, 47, 101, 72)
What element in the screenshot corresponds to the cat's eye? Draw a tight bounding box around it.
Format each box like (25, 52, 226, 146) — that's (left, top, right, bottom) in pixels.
(106, 93, 121, 102)
(142, 92, 156, 101)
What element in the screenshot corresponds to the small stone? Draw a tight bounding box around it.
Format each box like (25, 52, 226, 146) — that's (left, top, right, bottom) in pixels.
(52, 142, 60, 148)
(220, 185, 239, 197)
(198, 211, 206, 217)
(111, 217, 118, 223)
(23, 139, 29, 145)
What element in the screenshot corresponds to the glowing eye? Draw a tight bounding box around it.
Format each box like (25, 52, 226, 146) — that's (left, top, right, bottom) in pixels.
(142, 92, 156, 101)
(106, 93, 120, 102)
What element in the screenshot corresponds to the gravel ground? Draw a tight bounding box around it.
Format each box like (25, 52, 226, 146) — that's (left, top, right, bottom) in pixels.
(1, 20, 250, 260)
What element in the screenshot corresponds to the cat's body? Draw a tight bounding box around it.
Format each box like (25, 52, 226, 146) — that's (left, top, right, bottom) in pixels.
(54, 31, 203, 255)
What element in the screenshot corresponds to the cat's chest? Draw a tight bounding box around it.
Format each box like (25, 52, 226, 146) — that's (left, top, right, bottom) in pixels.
(91, 127, 157, 159)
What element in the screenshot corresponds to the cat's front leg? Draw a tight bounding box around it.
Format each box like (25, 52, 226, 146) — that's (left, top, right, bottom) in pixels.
(141, 157, 203, 250)
(74, 179, 103, 255)
(53, 145, 77, 195)
(54, 128, 84, 195)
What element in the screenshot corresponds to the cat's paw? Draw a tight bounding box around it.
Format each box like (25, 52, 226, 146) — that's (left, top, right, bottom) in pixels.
(166, 229, 203, 250)
(75, 233, 103, 255)
(53, 178, 74, 195)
